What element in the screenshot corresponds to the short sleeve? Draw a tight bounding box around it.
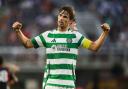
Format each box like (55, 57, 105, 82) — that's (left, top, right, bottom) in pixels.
(81, 38, 92, 49)
(75, 31, 84, 47)
(31, 31, 48, 48)
(75, 31, 92, 48)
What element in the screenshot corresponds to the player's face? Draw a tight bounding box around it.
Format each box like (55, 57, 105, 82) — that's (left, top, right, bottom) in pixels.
(58, 10, 70, 29)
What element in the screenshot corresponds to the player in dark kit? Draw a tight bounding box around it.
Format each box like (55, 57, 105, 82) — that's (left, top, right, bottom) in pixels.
(0, 56, 18, 89)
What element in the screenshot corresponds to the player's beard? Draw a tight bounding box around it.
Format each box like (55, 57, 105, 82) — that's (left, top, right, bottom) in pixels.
(58, 21, 68, 30)
(59, 24, 65, 29)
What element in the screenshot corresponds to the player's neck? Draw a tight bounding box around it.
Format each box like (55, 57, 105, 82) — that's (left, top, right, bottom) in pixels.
(57, 27, 69, 32)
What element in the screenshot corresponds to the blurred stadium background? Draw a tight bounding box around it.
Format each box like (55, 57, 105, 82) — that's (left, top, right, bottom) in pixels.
(0, 0, 128, 89)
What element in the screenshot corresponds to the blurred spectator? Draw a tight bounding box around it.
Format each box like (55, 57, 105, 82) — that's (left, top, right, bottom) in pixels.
(118, 26, 128, 47)
(73, 0, 92, 11)
(6, 0, 22, 8)
(35, 0, 56, 31)
(0, 56, 19, 89)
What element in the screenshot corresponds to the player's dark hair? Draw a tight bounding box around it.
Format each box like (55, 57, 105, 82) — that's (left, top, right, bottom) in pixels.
(59, 6, 75, 21)
(0, 56, 3, 65)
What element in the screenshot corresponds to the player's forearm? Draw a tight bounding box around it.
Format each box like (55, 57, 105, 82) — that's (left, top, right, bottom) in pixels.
(90, 31, 108, 51)
(15, 30, 33, 48)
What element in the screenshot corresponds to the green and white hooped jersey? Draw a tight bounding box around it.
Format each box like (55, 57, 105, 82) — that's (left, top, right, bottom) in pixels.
(31, 29, 86, 88)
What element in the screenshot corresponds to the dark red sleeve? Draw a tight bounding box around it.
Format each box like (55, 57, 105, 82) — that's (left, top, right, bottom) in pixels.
(6, 68, 14, 82)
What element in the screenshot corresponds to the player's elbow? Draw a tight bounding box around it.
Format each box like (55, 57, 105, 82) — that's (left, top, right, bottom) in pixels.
(23, 45, 30, 48)
(89, 42, 100, 52)
(23, 45, 33, 48)
(23, 40, 34, 48)
(91, 47, 99, 52)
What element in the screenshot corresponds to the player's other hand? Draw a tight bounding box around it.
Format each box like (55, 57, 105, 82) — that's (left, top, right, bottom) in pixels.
(12, 21, 22, 31)
(101, 23, 110, 32)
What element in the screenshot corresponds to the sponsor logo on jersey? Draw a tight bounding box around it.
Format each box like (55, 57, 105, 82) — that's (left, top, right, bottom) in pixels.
(52, 44, 70, 51)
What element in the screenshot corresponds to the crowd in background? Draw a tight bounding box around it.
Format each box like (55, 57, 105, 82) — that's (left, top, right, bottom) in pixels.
(0, 0, 127, 48)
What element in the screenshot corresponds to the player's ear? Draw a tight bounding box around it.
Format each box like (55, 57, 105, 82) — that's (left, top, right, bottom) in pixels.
(69, 20, 73, 25)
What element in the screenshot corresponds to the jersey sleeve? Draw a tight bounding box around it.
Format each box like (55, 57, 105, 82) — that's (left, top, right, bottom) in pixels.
(76, 31, 84, 47)
(31, 31, 48, 48)
(7, 69, 14, 82)
(81, 38, 92, 49)
(76, 31, 92, 48)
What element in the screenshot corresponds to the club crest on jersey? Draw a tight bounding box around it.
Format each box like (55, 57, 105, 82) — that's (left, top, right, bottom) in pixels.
(66, 38, 72, 43)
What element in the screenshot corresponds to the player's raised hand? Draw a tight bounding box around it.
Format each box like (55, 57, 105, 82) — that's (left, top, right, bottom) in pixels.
(12, 21, 22, 31)
(101, 23, 110, 32)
